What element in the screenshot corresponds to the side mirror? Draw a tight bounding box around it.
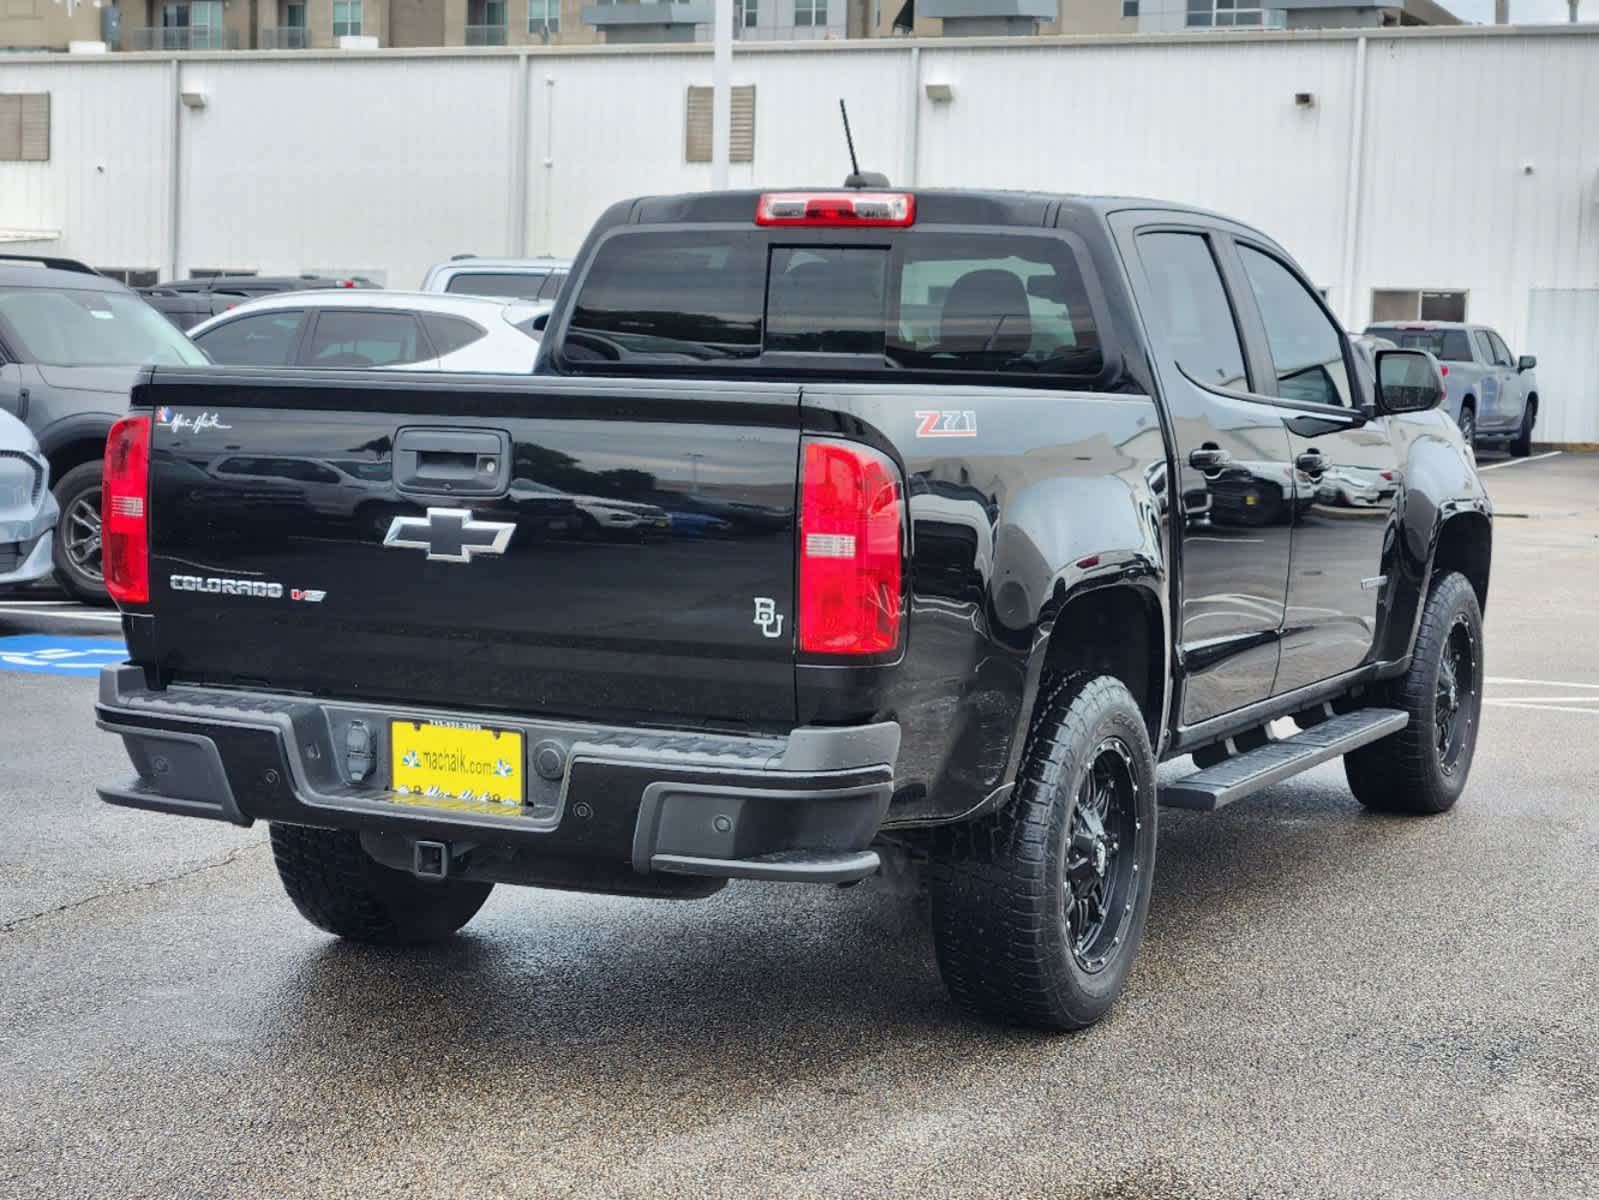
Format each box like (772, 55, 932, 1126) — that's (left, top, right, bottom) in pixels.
(1518, 354, 1537, 372)
(1375, 348, 1446, 415)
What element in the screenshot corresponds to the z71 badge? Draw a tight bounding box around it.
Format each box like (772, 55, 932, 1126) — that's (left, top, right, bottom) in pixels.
(914, 410, 978, 438)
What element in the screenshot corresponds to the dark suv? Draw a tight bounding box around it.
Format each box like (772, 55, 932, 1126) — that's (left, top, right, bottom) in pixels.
(140, 274, 379, 332)
(0, 255, 208, 601)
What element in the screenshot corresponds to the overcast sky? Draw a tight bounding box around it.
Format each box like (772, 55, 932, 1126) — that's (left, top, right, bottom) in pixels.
(1442, 0, 1585, 21)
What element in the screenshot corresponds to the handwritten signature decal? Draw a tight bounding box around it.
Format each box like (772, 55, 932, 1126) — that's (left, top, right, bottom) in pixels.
(155, 406, 232, 434)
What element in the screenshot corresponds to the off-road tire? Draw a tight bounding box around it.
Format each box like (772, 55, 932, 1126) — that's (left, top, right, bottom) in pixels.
(270, 824, 493, 944)
(929, 672, 1158, 1031)
(1509, 401, 1535, 458)
(1344, 571, 1483, 814)
(50, 461, 110, 604)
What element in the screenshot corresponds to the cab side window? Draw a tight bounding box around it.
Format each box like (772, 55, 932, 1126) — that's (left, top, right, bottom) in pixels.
(1134, 232, 1249, 391)
(1487, 331, 1514, 366)
(1473, 331, 1497, 365)
(1237, 245, 1352, 408)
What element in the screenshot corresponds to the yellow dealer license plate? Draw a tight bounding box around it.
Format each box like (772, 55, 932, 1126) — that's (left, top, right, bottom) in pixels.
(390, 720, 524, 814)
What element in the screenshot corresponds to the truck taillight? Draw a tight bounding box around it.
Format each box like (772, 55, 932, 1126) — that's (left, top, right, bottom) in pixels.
(103, 413, 151, 607)
(799, 439, 904, 656)
(756, 191, 915, 228)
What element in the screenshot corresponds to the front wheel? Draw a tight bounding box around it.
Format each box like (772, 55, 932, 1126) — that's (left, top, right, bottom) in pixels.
(50, 461, 110, 604)
(270, 824, 494, 944)
(929, 673, 1158, 1031)
(1344, 571, 1483, 814)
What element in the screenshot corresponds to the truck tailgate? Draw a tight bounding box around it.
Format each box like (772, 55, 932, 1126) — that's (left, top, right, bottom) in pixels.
(142, 372, 801, 726)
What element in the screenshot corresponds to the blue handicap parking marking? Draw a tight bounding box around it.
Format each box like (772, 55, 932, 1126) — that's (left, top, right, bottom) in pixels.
(0, 635, 127, 676)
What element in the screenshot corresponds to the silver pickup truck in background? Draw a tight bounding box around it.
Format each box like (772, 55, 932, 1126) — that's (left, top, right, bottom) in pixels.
(1365, 321, 1539, 455)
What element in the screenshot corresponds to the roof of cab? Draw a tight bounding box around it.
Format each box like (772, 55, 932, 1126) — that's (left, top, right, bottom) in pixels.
(618, 189, 1241, 230)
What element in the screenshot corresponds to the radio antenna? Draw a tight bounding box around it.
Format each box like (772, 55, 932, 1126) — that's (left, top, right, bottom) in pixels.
(839, 100, 890, 189)
(840, 100, 862, 180)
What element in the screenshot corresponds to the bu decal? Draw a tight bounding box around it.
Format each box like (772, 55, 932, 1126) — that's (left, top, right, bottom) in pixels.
(915, 410, 978, 438)
(753, 597, 785, 639)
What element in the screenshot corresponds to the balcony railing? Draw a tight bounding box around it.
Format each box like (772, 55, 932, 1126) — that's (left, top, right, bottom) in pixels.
(124, 26, 241, 50)
(261, 26, 312, 48)
(464, 23, 509, 44)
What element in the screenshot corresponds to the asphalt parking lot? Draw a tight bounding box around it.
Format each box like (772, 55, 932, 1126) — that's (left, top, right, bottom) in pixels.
(2, 451, 1595, 1200)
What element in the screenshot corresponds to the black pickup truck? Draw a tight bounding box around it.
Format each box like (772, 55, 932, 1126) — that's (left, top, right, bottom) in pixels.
(96, 188, 1491, 1030)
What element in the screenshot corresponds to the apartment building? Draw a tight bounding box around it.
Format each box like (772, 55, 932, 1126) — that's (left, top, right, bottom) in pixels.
(0, 0, 1457, 54)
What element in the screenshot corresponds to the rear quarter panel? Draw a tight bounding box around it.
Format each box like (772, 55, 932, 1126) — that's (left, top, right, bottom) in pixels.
(799, 384, 1169, 826)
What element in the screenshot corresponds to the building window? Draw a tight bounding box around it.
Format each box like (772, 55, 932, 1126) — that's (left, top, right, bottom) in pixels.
(95, 268, 160, 288)
(794, 0, 827, 26)
(1186, 0, 1269, 26)
(160, 1, 226, 47)
(333, 0, 362, 37)
(529, 0, 560, 34)
(284, 1, 307, 26)
(0, 94, 49, 163)
(1121, 0, 1137, 14)
(738, 0, 758, 26)
(1371, 289, 1468, 323)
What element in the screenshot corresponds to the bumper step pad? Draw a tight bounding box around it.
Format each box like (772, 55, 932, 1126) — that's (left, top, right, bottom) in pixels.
(1160, 708, 1409, 811)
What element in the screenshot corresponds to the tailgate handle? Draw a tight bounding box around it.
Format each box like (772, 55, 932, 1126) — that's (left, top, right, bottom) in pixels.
(394, 428, 510, 497)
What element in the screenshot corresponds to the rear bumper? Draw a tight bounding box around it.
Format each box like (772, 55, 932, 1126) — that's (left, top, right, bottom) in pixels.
(95, 666, 899, 889)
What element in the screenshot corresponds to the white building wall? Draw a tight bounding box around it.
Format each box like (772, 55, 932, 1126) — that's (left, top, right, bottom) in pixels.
(2, 28, 1598, 434)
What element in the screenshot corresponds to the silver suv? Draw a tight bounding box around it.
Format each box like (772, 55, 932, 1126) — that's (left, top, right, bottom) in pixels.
(420, 256, 571, 303)
(1364, 321, 1539, 454)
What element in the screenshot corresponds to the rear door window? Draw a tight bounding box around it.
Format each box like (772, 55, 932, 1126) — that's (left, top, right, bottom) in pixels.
(421, 313, 486, 356)
(1134, 232, 1249, 391)
(193, 310, 307, 366)
(303, 311, 429, 367)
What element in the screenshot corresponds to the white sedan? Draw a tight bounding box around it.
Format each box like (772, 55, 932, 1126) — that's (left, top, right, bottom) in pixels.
(186, 289, 551, 373)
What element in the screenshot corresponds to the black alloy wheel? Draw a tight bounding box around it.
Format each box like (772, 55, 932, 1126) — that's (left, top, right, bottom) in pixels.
(1065, 737, 1142, 973)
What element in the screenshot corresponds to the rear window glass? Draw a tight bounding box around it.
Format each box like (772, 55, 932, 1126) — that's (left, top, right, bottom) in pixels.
(1366, 327, 1472, 361)
(562, 231, 1101, 378)
(446, 272, 551, 301)
(567, 234, 764, 362)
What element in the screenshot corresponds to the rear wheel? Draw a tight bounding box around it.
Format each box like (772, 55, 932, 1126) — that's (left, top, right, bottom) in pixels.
(1509, 400, 1536, 458)
(1457, 401, 1476, 449)
(1344, 571, 1483, 814)
(929, 673, 1157, 1031)
(270, 824, 493, 944)
(50, 461, 110, 605)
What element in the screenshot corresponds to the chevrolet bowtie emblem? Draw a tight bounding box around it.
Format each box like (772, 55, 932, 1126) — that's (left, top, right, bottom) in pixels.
(383, 508, 516, 563)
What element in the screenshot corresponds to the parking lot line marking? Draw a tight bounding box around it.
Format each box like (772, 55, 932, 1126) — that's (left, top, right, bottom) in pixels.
(1484, 695, 1599, 704)
(1486, 699, 1599, 716)
(1477, 450, 1562, 471)
(0, 607, 123, 624)
(1486, 675, 1599, 690)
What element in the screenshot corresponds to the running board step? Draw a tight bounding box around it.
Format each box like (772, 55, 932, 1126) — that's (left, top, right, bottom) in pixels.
(1160, 708, 1409, 811)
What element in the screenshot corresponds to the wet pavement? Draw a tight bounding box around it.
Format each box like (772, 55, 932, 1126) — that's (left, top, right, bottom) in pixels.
(2, 452, 1596, 1199)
